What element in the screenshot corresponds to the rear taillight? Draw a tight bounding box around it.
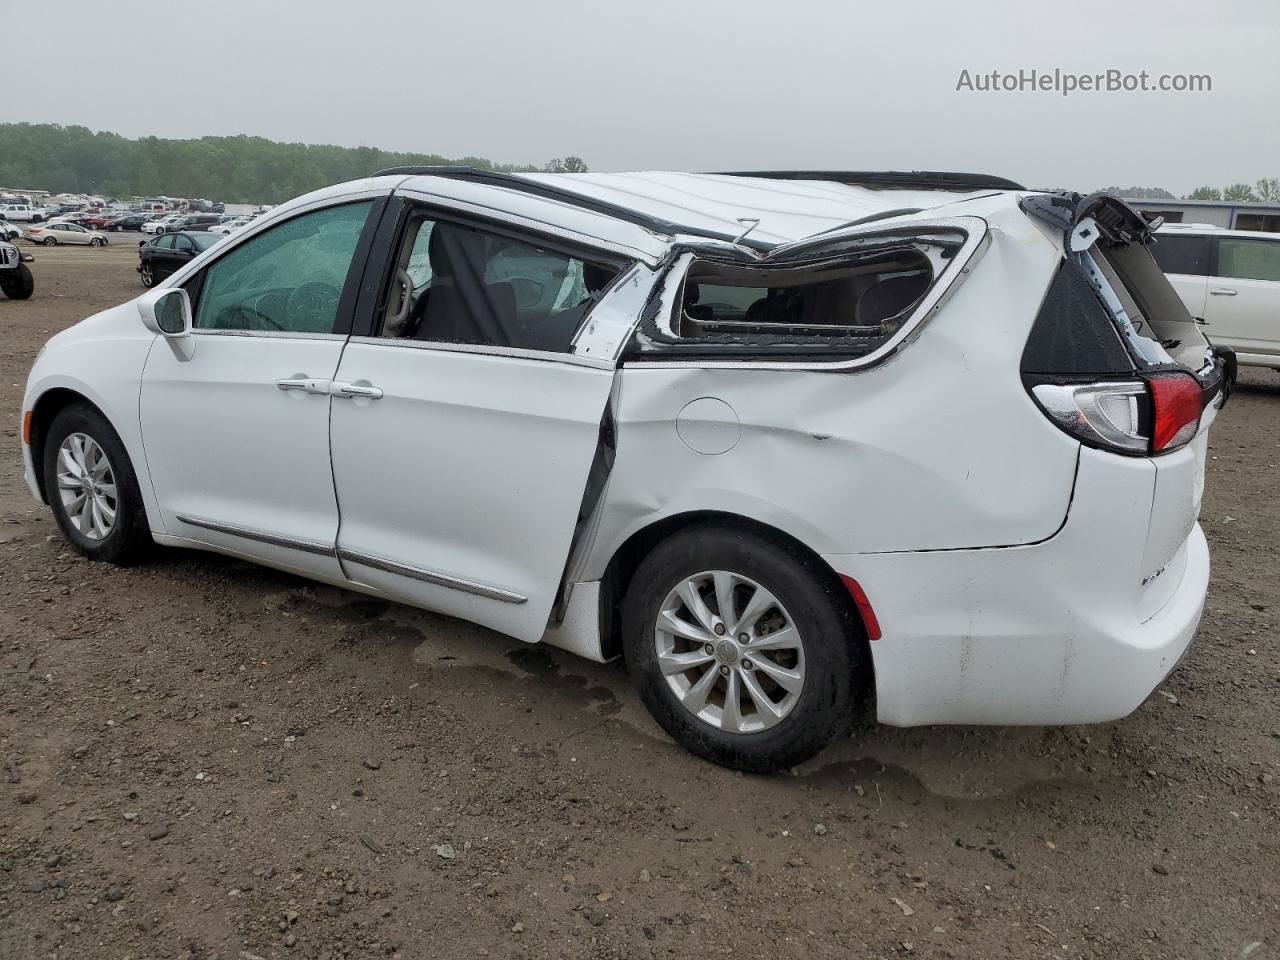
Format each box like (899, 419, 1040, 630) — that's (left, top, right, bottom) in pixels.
(1031, 372, 1200, 456)
(1148, 374, 1202, 452)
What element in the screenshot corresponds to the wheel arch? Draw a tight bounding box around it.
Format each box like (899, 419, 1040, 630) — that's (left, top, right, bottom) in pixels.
(27, 387, 105, 503)
(597, 509, 869, 664)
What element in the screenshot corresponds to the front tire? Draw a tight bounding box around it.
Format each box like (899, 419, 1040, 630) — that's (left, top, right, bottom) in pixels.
(0, 264, 34, 300)
(139, 263, 155, 287)
(622, 525, 868, 773)
(90, 237, 105, 247)
(42, 404, 151, 564)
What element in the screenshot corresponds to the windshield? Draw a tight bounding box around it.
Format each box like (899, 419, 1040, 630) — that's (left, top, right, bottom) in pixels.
(191, 234, 219, 251)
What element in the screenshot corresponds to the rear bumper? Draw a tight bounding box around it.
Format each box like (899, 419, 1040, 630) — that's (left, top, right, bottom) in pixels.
(825, 446, 1209, 727)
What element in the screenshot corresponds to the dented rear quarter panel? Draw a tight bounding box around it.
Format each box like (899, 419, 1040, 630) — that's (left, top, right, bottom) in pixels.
(580, 202, 1082, 572)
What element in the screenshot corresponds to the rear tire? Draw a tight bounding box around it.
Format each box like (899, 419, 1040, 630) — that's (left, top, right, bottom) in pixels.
(0, 264, 34, 300)
(42, 404, 151, 564)
(622, 525, 868, 772)
(42, 236, 57, 246)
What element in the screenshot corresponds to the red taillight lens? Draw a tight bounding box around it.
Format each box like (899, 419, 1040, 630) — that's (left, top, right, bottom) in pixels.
(1149, 374, 1201, 452)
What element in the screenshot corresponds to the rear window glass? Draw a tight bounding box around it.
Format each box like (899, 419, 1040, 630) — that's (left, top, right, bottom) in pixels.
(1150, 234, 1210, 276)
(1216, 237, 1280, 282)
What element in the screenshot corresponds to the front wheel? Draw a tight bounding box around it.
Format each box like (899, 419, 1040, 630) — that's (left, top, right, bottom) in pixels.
(42, 404, 151, 564)
(90, 237, 105, 247)
(622, 526, 868, 772)
(0, 264, 34, 300)
(139, 263, 155, 287)
(42, 235, 57, 246)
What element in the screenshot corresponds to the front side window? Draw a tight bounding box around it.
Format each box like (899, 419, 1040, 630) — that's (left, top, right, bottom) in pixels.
(1215, 237, 1280, 282)
(1149, 234, 1210, 276)
(379, 212, 620, 353)
(173, 235, 193, 252)
(193, 201, 372, 333)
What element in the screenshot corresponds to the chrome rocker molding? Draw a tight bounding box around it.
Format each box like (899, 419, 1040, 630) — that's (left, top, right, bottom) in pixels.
(336, 548, 528, 604)
(176, 514, 334, 556)
(175, 516, 527, 605)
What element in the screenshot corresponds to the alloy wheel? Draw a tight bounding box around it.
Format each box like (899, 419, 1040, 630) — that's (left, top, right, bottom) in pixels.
(654, 570, 805, 734)
(55, 433, 118, 541)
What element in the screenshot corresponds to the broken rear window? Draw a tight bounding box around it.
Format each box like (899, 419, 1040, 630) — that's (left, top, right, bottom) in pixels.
(628, 230, 967, 361)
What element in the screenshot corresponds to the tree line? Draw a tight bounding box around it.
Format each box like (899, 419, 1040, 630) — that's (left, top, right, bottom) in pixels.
(0, 123, 588, 204)
(1100, 179, 1280, 203)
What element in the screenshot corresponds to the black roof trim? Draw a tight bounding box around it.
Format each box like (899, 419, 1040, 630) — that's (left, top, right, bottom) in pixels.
(714, 170, 1026, 191)
(372, 165, 773, 251)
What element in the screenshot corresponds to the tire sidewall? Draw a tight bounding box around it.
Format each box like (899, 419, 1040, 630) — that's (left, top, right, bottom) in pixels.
(622, 526, 862, 772)
(1, 265, 34, 299)
(42, 405, 148, 563)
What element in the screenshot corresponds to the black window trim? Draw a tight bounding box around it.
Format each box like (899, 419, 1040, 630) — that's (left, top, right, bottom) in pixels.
(1150, 232, 1213, 278)
(351, 194, 634, 355)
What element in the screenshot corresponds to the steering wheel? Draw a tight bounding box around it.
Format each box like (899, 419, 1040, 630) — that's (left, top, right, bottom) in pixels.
(225, 302, 283, 331)
(286, 281, 342, 331)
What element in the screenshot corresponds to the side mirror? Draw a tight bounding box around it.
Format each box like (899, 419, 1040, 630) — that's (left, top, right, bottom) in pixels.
(138, 287, 192, 338)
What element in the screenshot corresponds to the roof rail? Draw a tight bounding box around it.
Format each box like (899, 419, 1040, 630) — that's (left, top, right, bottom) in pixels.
(372, 165, 772, 251)
(713, 170, 1026, 191)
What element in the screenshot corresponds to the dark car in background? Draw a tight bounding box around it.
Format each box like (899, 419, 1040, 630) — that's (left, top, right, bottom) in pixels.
(169, 213, 223, 232)
(106, 213, 154, 232)
(137, 230, 220, 287)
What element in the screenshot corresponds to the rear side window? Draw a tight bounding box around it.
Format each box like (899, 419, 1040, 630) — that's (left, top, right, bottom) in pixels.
(1215, 237, 1280, 282)
(378, 212, 622, 354)
(1149, 234, 1210, 276)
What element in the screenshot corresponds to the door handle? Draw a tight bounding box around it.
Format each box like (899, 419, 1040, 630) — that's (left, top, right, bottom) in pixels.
(1209, 288, 1238, 296)
(276, 377, 331, 395)
(330, 381, 384, 400)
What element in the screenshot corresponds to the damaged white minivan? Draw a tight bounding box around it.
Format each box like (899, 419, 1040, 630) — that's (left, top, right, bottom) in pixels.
(21, 169, 1230, 771)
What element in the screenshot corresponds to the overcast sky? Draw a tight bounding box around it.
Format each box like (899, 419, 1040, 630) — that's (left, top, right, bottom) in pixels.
(7, 0, 1278, 194)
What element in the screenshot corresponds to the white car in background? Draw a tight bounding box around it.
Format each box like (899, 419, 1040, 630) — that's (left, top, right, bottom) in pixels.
(0, 219, 22, 241)
(19, 169, 1229, 771)
(23, 222, 109, 246)
(1151, 223, 1280, 373)
(209, 216, 253, 236)
(142, 214, 184, 235)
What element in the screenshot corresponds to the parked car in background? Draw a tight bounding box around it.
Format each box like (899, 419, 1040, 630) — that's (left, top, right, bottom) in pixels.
(137, 230, 220, 286)
(1, 203, 46, 223)
(168, 213, 223, 233)
(23, 222, 108, 246)
(18, 169, 1229, 771)
(208, 216, 253, 236)
(106, 214, 153, 232)
(0, 219, 23, 241)
(1151, 223, 1280, 374)
(0, 239, 35, 299)
(142, 214, 184, 235)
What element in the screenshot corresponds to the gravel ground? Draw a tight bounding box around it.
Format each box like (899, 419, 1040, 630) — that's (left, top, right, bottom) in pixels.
(1, 242, 1278, 960)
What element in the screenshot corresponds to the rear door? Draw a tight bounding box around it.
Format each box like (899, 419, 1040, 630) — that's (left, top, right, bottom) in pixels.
(327, 200, 631, 642)
(1202, 234, 1280, 359)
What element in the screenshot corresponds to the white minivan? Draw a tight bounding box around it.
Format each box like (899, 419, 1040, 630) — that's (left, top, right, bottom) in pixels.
(1151, 224, 1280, 372)
(20, 170, 1230, 771)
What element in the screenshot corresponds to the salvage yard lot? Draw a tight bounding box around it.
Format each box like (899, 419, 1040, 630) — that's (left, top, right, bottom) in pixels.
(1, 246, 1277, 959)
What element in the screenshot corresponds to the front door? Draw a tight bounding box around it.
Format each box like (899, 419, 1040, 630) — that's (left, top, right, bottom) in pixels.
(1202, 234, 1280, 359)
(328, 205, 627, 641)
(139, 198, 378, 579)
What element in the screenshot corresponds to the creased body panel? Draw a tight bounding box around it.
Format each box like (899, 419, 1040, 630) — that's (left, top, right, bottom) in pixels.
(582, 207, 1076, 570)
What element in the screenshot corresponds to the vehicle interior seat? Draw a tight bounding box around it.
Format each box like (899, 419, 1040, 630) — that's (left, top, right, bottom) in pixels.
(854, 272, 932, 328)
(411, 224, 519, 346)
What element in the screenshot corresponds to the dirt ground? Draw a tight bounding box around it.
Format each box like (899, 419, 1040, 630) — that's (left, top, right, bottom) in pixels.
(1, 240, 1277, 960)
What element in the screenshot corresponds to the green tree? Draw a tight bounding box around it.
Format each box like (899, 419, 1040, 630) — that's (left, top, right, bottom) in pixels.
(545, 156, 589, 173)
(0, 122, 582, 204)
(1223, 182, 1259, 202)
(1185, 185, 1222, 201)
(1255, 177, 1280, 202)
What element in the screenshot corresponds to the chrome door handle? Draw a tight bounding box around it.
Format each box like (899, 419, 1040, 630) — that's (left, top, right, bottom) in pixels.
(276, 377, 331, 395)
(1209, 288, 1238, 296)
(331, 381, 383, 400)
